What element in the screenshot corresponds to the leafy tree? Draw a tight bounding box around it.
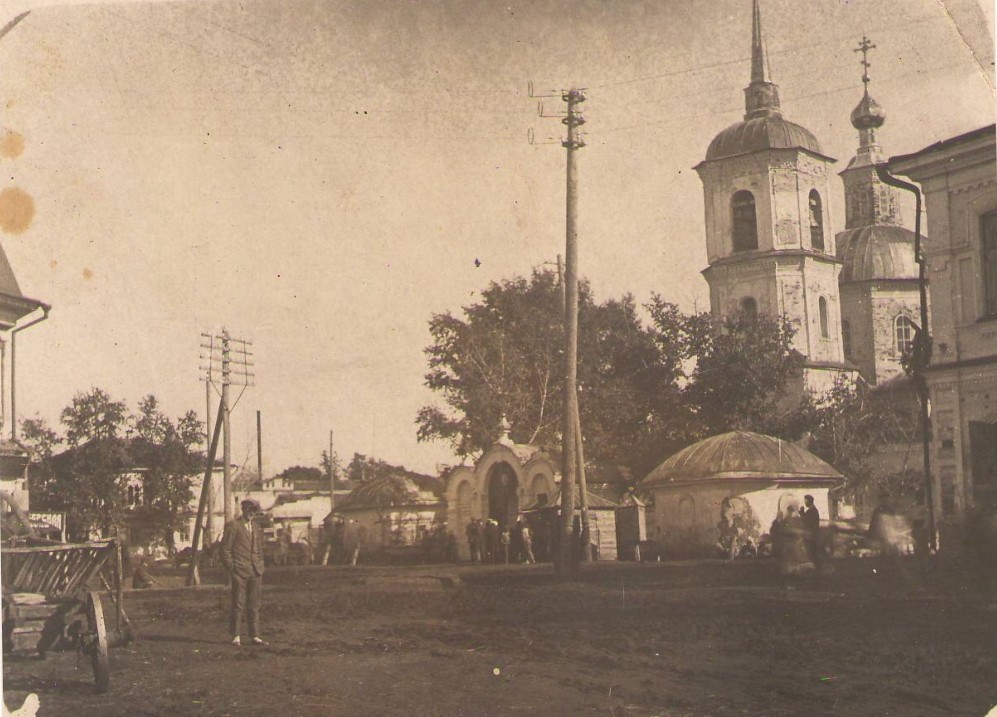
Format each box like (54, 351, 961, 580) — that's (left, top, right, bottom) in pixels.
(793, 380, 921, 509)
(320, 449, 343, 485)
(275, 464, 326, 489)
(418, 269, 678, 476)
(647, 297, 805, 438)
(127, 395, 203, 552)
(50, 388, 130, 539)
(19, 416, 62, 511)
(24, 391, 203, 544)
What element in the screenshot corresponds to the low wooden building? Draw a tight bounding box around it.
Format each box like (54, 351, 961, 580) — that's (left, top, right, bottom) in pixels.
(332, 472, 445, 555)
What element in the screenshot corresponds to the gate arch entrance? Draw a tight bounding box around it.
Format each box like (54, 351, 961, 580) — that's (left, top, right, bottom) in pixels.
(486, 461, 519, 529)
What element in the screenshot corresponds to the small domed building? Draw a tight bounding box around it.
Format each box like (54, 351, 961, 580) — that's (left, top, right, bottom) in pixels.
(639, 431, 843, 557)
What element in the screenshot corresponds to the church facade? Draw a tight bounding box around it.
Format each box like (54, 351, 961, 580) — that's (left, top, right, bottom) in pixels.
(694, 2, 922, 396)
(835, 40, 922, 388)
(695, 0, 853, 396)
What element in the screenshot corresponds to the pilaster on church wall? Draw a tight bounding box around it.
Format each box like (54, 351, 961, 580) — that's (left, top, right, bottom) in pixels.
(775, 273, 808, 354)
(803, 259, 845, 363)
(839, 284, 874, 381)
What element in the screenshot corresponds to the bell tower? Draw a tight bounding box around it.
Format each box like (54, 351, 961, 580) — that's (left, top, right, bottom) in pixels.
(694, 0, 853, 395)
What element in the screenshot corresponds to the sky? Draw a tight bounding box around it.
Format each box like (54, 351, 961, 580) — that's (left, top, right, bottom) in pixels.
(0, 0, 994, 477)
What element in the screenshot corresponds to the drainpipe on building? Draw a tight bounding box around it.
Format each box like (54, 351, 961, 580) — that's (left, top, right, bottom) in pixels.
(10, 304, 51, 442)
(875, 163, 935, 552)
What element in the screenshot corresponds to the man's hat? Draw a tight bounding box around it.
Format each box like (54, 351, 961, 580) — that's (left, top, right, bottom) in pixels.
(241, 499, 261, 510)
(804, 494, 814, 501)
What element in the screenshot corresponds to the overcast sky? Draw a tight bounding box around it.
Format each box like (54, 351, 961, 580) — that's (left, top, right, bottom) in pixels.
(1, 0, 994, 476)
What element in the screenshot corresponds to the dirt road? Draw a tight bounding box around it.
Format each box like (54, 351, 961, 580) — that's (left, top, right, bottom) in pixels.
(3, 558, 996, 716)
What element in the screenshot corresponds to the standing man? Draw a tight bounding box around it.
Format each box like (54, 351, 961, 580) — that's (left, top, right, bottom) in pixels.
(221, 499, 266, 646)
(466, 518, 482, 564)
(801, 494, 821, 565)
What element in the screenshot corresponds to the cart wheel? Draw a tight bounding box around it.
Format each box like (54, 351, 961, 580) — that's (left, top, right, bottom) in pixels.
(86, 591, 110, 693)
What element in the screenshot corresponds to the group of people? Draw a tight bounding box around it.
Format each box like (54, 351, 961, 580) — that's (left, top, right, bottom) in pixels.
(769, 494, 823, 576)
(465, 517, 536, 564)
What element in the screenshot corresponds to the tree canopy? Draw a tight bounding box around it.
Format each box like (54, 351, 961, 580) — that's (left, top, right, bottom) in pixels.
(417, 271, 806, 481)
(21, 389, 203, 543)
(417, 270, 679, 476)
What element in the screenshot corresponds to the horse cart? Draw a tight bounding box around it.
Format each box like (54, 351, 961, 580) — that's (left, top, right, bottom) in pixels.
(2, 538, 133, 693)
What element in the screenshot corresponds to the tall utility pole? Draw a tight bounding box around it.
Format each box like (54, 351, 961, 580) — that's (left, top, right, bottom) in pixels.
(222, 330, 233, 523)
(204, 347, 215, 545)
(329, 430, 336, 514)
(257, 410, 263, 484)
(201, 328, 254, 525)
(559, 88, 586, 576)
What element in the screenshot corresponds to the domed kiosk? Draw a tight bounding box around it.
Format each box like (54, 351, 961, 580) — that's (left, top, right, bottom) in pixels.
(638, 431, 843, 557)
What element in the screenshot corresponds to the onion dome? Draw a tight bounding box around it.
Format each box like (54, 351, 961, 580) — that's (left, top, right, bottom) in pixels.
(851, 89, 885, 131)
(836, 225, 918, 283)
(640, 431, 843, 488)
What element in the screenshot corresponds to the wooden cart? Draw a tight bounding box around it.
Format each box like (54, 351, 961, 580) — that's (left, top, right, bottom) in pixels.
(1, 538, 133, 693)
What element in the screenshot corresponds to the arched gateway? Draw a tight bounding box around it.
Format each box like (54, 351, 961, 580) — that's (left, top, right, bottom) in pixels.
(443, 419, 558, 560)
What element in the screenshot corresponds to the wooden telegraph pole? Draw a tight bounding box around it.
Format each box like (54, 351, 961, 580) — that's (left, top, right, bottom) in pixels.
(558, 88, 586, 577)
(529, 83, 588, 576)
(222, 330, 233, 523)
(201, 328, 254, 526)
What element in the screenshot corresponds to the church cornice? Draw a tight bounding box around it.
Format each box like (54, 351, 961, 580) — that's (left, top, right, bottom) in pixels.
(695, 145, 836, 171)
(703, 249, 843, 272)
(837, 277, 922, 288)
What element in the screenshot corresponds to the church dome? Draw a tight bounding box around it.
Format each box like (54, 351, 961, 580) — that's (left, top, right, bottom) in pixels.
(836, 225, 918, 282)
(850, 89, 885, 130)
(705, 116, 825, 162)
(640, 431, 842, 487)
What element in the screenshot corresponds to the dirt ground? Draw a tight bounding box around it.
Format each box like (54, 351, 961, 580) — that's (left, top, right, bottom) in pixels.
(3, 556, 996, 717)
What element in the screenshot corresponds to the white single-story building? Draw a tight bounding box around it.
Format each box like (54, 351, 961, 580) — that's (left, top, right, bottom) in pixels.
(639, 431, 844, 558)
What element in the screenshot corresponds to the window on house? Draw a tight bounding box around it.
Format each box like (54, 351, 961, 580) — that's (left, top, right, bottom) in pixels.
(983, 211, 997, 317)
(842, 320, 852, 360)
(895, 315, 914, 355)
(818, 297, 829, 339)
(809, 190, 824, 251)
(731, 190, 758, 252)
(740, 297, 757, 317)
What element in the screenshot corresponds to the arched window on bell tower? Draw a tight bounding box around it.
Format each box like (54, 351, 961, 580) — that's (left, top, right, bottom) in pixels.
(809, 189, 825, 251)
(731, 190, 758, 252)
(819, 296, 829, 339)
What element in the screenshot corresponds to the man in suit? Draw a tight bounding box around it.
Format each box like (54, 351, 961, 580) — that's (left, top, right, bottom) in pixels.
(221, 499, 266, 646)
(801, 494, 821, 565)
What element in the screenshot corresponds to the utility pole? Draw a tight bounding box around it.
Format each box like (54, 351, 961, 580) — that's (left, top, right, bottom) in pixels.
(550, 251, 590, 562)
(201, 328, 254, 525)
(561, 88, 586, 576)
(222, 331, 233, 523)
(257, 410, 263, 484)
(329, 430, 336, 513)
(529, 83, 587, 576)
(204, 353, 215, 545)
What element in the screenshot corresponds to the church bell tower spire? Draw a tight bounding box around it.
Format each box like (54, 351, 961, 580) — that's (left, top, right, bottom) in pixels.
(744, 0, 781, 120)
